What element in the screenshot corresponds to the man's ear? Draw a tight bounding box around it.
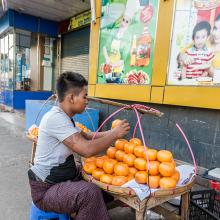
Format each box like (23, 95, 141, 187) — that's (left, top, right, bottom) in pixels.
(69, 94, 75, 104)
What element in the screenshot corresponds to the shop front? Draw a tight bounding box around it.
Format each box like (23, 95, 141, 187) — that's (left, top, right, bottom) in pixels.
(59, 10, 91, 80)
(88, 0, 220, 169)
(0, 10, 58, 110)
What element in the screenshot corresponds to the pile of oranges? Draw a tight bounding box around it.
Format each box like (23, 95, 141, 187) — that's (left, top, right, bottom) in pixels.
(83, 137, 180, 189)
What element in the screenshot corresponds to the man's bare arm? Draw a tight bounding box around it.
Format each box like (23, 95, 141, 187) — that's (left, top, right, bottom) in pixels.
(63, 120, 130, 157)
(80, 130, 112, 140)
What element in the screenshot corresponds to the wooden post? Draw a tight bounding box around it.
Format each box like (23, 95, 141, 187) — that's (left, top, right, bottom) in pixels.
(30, 142, 37, 166)
(180, 191, 189, 220)
(136, 209, 145, 220)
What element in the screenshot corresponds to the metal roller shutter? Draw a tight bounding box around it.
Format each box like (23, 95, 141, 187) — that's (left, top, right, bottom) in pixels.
(61, 27, 90, 79)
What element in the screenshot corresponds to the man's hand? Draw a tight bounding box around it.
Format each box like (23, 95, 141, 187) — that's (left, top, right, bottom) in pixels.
(112, 119, 130, 139)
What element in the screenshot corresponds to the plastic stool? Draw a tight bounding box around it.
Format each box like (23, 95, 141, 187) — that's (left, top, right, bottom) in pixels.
(29, 202, 70, 220)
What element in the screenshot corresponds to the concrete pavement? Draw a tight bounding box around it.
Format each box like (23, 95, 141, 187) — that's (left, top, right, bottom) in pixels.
(0, 112, 32, 219)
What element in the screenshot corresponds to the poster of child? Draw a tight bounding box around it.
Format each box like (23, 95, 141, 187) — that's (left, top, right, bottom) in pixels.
(97, 0, 159, 84)
(167, 0, 220, 86)
(180, 21, 214, 80)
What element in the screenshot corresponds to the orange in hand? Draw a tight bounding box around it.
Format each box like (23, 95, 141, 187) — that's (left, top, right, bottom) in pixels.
(111, 119, 122, 129)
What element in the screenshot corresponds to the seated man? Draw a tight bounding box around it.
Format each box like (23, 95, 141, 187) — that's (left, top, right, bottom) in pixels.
(28, 71, 130, 220)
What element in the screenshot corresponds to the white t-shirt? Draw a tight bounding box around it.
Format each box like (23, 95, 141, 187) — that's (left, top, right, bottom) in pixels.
(31, 106, 81, 183)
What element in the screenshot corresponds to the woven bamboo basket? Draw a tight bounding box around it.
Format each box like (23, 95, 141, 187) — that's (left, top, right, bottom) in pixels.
(82, 169, 195, 198)
(81, 98, 196, 199)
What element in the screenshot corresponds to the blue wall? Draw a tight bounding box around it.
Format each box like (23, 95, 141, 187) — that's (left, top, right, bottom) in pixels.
(0, 9, 58, 37)
(13, 91, 53, 109)
(0, 89, 13, 107)
(0, 11, 9, 34)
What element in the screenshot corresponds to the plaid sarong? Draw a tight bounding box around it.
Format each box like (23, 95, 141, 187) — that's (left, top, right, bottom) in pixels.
(28, 177, 110, 220)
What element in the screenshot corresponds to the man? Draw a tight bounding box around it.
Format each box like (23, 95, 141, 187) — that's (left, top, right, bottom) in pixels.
(28, 72, 130, 220)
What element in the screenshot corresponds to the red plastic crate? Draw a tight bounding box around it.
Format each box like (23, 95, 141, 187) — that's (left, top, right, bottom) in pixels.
(210, 181, 220, 192)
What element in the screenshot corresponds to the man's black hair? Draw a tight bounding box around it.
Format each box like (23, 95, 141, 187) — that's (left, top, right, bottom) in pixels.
(56, 72, 88, 102)
(192, 21, 211, 40)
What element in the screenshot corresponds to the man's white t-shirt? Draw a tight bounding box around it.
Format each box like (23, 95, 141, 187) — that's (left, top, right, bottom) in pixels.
(31, 106, 81, 183)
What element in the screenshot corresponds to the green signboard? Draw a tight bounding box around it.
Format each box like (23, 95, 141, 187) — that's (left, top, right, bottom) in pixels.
(97, 0, 159, 84)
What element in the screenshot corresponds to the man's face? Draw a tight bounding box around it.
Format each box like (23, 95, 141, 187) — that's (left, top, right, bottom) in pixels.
(194, 29, 208, 49)
(72, 86, 88, 114)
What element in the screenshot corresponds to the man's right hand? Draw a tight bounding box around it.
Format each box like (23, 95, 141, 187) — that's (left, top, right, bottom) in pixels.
(112, 119, 130, 138)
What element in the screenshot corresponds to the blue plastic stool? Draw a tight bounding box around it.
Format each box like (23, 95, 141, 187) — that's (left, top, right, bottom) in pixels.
(29, 202, 70, 220)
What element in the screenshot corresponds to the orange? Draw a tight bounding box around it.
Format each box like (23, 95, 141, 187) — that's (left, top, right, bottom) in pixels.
(157, 150, 173, 162)
(171, 159, 176, 167)
(134, 145, 145, 158)
(92, 168, 105, 180)
(106, 147, 117, 159)
(112, 176, 128, 186)
(115, 139, 128, 150)
(129, 138, 142, 146)
(127, 173, 134, 181)
(159, 177, 177, 189)
(144, 149, 157, 161)
(171, 169, 180, 182)
(100, 174, 113, 184)
(123, 154, 136, 167)
(159, 162, 175, 177)
(83, 162, 97, 174)
(114, 162, 129, 176)
(96, 156, 107, 168)
(135, 171, 148, 184)
(103, 159, 117, 174)
(148, 175, 160, 189)
(129, 167, 138, 176)
(111, 119, 122, 129)
(84, 156, 96, 163)
(115, 150, 126, 162)
(134, 158, 147, 171)
(124, 142, 136, 154)
(148, 161, 160, 175)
